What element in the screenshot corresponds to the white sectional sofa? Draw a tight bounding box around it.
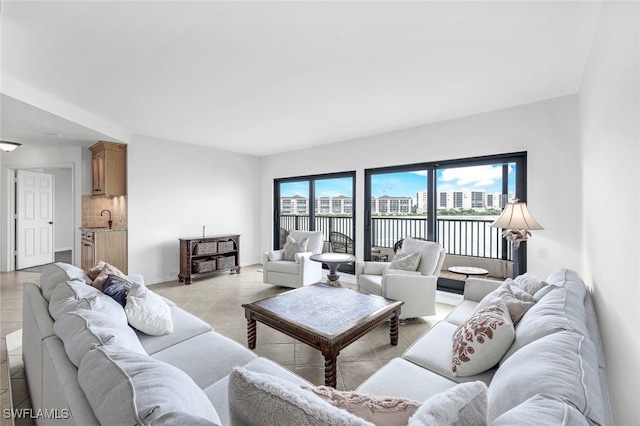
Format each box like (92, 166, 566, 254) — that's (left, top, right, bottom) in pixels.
(23, 263, 611, 425)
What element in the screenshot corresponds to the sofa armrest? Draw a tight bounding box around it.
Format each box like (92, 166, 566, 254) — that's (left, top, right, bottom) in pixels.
(294, 251, 313, 264)
(383, 269, 422, 277)
(463, 278, 502, 302)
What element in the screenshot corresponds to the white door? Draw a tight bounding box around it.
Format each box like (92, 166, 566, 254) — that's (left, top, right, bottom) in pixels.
(16, 170, 54, 269)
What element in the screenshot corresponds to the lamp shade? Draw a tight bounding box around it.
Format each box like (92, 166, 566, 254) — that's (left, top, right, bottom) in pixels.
(0, 141, 21, 152)
(490, 199, 543, 230)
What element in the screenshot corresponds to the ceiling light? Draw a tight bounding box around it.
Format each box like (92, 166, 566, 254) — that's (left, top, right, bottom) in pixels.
(0, 141, 22, 152)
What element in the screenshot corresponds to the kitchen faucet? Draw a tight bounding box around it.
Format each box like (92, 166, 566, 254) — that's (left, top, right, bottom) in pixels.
(100, 209, 113, 229)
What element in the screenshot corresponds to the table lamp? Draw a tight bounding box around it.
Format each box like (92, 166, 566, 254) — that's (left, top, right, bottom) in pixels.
(490, 198, 543, 278)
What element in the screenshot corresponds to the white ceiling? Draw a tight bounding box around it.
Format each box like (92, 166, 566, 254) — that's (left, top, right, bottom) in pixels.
(1, 1, 603, 156)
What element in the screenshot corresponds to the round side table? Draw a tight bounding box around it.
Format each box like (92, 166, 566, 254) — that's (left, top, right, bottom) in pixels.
(447, 266, 489, 280)
(310, 253, 357, 287)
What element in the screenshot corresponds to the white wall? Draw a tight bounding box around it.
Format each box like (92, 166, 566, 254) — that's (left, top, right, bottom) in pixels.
(127, 135, 260, 284)
(0, 146, 83, 270)
(259, 95, 581, 278)
(579, 2, 639, 424)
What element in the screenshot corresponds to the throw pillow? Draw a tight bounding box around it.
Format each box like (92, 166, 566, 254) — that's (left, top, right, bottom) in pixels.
(282, 235, 309, 261)
(103, 274, 133, 307)
(452, 303, 514, 377)
(78, 345, 220, 425)
(53, 296, 146, 367)
(92, 262, 127, 291)
(408, 381, 487, 426)
(87, 260, 106, 281)
(124, 282, 174, 335)
(474, 281, 535, 325)
(228, 367, 373, 426)
(513, 273, 549, 297)
(389, 250, 421, 271)
(302, 385, 421, 426)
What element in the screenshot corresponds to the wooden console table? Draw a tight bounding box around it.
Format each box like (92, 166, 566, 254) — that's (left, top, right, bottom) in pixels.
(178, 234, 240, 284)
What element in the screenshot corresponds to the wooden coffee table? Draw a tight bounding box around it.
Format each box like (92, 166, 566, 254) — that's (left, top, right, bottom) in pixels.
(242, 283, 403, 387)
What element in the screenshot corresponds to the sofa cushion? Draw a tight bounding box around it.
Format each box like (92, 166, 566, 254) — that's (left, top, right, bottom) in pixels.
(443, 300, 478, 327)
(152, 331, 258, 388)
(487, 331, 606, 425)
(282, 235, 309, 261)
(40, 263, 90, 302)
(408, 381, 487, 426)
(389, 249, 421, 271)
(136, 305, 212, 355)
(500, 277, 590, 363)
(53, 296, 146, 367)
(78, 345, 220, 425)
(124, 282, 173, 336)
(302, 385, 421, 426)
(491, 394, 589, 426)
(228, 366, 372, 425)
(403, 322, 495, 385)
(452, 303, 514, 377)
(48, 279, 103, 321)
(474, 281, 535, 325)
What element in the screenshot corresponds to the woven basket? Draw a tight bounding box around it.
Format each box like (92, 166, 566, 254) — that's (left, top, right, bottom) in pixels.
(217, 241, 234, 252)
(194, 242, 217, 255)
(192, 259, 216, 273)
(217, 256, 235, 270)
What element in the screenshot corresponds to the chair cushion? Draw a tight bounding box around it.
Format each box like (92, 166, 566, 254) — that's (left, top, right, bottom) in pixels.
(266, 260, 300, 274)
(400, 238, 442, 276)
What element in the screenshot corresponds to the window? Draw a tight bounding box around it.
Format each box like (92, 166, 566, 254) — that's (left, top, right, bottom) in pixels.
(364, 152, 526, 271)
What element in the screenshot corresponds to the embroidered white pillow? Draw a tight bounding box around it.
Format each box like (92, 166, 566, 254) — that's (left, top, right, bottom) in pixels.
(452, 303, 514, 377)
(124, 282, 173, 335)
(389, 250, 421, 271)
(302, 385, 421, 426)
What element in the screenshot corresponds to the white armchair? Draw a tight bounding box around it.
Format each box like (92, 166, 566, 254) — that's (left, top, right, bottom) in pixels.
(262, 230, 324, 288)
(356, 237, 446, 319)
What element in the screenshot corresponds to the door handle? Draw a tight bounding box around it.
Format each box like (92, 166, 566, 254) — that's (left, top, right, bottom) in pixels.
(49, 221, 54, 225)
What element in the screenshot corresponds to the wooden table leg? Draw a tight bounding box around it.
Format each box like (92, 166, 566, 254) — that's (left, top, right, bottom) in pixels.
(247, 317, 257, 350)
(324, 355, 338, 387)
(389, 309, 400, 346)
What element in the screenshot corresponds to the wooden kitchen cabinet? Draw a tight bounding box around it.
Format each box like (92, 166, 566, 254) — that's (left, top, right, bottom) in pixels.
(89, 141, 127, 196)
(81, 229, 128, 274)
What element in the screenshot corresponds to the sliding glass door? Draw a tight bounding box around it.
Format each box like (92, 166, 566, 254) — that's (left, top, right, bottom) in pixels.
(274, 172, 356, 272)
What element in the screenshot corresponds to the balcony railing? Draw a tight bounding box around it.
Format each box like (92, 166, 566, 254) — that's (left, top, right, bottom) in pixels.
(280, 214, 511, 260)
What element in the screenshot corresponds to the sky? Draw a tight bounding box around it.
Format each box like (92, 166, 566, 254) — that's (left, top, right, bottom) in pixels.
(280, 164, 515, 198)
